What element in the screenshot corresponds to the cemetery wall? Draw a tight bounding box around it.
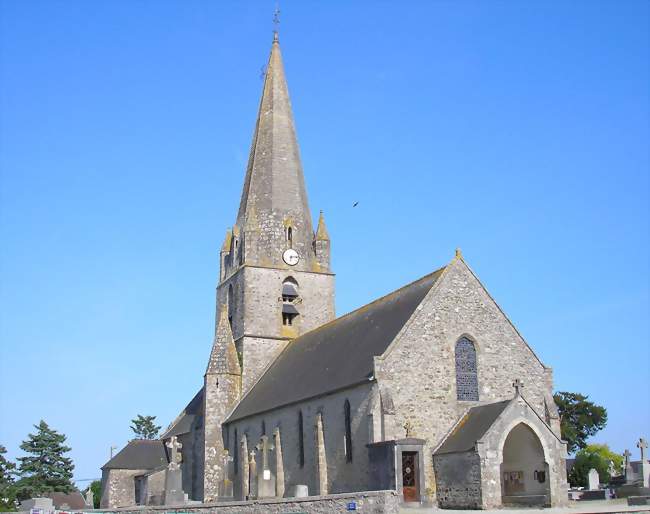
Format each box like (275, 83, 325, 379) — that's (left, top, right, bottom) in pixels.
(374, 257, 561, 501)
(88, 490, 398, 514)
(225, 382, 375, 499)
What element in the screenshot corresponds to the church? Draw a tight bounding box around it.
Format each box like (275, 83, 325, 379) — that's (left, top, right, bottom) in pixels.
(100, 32, 569, 510)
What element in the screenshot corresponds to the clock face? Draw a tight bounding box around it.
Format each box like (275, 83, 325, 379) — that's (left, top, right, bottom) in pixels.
(283, 248, 300, 266)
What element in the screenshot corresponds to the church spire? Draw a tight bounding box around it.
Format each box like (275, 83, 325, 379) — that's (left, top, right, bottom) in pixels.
(235, 34, 314, 270)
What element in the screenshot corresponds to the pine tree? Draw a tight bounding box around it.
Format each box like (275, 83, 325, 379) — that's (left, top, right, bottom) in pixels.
(130, 415, 161, 440)
(15, 421, 75, 500)
(0, 444, 17, 511)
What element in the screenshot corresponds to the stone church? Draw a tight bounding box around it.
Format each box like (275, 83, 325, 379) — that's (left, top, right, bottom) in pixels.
(101, 33, 568, 510)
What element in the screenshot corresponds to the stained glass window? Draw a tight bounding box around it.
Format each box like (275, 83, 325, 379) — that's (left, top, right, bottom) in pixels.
(455, 337, 479, 401)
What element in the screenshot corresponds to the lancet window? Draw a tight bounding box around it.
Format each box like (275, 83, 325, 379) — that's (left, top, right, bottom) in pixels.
(298, 410, 305, 467)
(455, 337, 479, 401)
(344, 399, 353, 462)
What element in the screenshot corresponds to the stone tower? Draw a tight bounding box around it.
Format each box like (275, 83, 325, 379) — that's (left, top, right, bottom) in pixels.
(203, 33, 335, 500)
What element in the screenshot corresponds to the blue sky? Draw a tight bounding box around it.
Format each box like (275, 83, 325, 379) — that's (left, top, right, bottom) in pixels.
(1, 0, 648, 484)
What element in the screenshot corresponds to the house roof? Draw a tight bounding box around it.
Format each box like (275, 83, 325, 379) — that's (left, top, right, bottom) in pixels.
(435, 400, 511, 455)
(46, 492, 89, 510)
(226, 268, 445, 423)
(101, 439, 167, 470)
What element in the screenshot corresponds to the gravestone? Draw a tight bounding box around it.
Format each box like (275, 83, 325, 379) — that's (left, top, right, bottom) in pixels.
(85, 488, 94, 508)
(588, 468, 599, 490)
(164, 436, 186, 505)
(256, 435, 276, 498)
(292, 484, 309, 497)
(624, 449, 634, 484)
(638, 438, 649, 488)
(248, 449, 258, 500)
(218, 449, 234, 499)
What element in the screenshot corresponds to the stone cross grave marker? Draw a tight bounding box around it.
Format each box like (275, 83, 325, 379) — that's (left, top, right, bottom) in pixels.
(623, 449, 633, 482)
(637, 438, 647, 461)
(256, 435, 275, 473)
(248, 449, 258, 499)
(166, 436, 182, 470)
(219, 449, 234, 499)
(164, 436, 185, 505)
(638, 438, 649, 487)
(256, 435, 275, 498)
(587, 468, 599, 490)
(624, 449, 632, 468)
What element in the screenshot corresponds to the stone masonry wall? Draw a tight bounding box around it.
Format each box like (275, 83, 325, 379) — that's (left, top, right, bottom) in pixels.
(143, 468, 165, 506)
(433, 451, 482, 509)
(217, 266, 335, 393)
(204, 372, 240, 502)
(226, 382, 375, 499)
(88, 490, 398, 514)
(101, 469, 147, 508)
(375, 256, 556, 502)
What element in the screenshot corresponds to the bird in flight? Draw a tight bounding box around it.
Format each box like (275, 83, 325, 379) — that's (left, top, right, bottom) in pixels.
(353, 201, 359, 207)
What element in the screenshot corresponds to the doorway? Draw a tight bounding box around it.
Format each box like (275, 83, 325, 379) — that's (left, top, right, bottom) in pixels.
(401, 451, 419, 502)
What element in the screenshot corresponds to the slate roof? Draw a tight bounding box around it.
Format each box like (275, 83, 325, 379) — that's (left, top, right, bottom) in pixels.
(46, 492, 89, 510)
(435, 400, 511, 455)
(161, 388, 204, 439)
(226, 268, 445, 423)
(101, 439, 167, 470)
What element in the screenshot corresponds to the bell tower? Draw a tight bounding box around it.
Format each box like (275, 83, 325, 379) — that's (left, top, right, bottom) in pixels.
(212, 32, 335, 393)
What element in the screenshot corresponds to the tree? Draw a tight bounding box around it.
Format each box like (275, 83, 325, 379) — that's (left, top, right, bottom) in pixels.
(553, 391, 607, 454)
(0, 444, 17, 511)
(130, 415, 161, 440)
(569, 444, 623, 488)
(15, 421, 75, 500)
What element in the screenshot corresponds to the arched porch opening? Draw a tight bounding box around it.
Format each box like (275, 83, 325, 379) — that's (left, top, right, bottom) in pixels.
(500, 422, 550, 506)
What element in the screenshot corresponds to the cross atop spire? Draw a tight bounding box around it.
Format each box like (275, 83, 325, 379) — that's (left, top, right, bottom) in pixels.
(273, 5, 280, 41)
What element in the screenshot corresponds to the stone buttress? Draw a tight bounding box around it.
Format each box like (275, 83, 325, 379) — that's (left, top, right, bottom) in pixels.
(203, 309, 241, 501)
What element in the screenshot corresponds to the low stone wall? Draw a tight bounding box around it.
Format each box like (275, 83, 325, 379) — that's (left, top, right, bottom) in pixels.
(88, 490, 399, 514)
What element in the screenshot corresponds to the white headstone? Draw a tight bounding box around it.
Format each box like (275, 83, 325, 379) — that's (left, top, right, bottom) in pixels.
(588, 468, 600, 490)
(293, 484, 309, 497)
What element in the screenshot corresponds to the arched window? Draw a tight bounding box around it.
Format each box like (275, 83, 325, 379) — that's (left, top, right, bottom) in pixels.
(287, 226, 293, 246)
(261, 420, 266, 436)
(344, 399, 353, 462)
(297, 410, 305, 468)
(455, 337, 479, 401)
(282, 277, 299, 326)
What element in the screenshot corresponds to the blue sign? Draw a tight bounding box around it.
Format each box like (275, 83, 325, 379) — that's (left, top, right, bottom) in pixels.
(347, 501, 357, 511)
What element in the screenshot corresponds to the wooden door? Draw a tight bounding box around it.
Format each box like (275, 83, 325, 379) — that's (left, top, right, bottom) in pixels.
(402, 451, 419, 502)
